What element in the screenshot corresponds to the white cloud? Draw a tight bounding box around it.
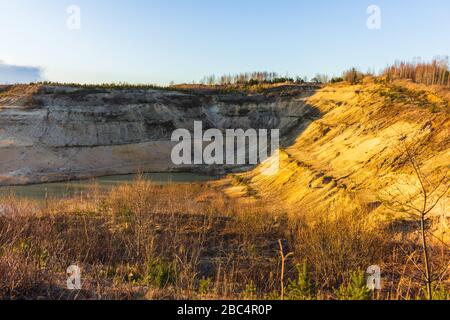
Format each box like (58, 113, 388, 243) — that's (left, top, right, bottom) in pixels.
(0, 61, 43, 84)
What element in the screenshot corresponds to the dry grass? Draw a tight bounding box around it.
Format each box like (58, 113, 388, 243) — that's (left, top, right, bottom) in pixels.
(0, 178, 448, 300)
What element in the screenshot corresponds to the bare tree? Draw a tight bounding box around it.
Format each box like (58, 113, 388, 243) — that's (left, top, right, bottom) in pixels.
(278, 240, 293, 300)
(382, 57, 450, 86)
(343, 68, 365, 84)
(380, 136, 449, 300)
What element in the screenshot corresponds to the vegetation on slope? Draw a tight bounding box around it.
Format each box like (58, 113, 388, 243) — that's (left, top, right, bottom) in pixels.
(0, 178, 447, 300)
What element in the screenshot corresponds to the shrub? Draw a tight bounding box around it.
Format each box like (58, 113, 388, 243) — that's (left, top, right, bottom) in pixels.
(421, 285, 450, 300)
(330, 77, 344, 83)
(335, 270, 372, 300)
(343, 68, 365, 85)
(198, 277, 213, 296)
(286, 261, 316, 300)
(241, 280, 257, 300)
(289, 210, 385, 289)
(144, 258, 177, 289)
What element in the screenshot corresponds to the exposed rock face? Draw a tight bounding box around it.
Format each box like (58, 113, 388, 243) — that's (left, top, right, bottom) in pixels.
(0, 85, 319, 185)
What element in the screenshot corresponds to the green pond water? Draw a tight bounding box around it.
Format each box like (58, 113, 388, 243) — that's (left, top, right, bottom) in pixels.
(0, 173, 215, 201)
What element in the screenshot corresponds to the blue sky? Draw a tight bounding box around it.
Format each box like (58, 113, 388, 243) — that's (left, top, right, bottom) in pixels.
(0, 0, 449, 84)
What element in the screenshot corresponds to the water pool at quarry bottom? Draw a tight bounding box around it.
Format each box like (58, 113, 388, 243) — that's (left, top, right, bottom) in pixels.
(0, 173, 216, 201)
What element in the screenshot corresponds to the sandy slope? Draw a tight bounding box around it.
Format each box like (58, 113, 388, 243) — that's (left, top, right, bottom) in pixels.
(224, 80, 449, 228)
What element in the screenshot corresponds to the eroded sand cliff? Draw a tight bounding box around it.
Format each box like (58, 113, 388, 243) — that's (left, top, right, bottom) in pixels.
(0, 84, 319, 185)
